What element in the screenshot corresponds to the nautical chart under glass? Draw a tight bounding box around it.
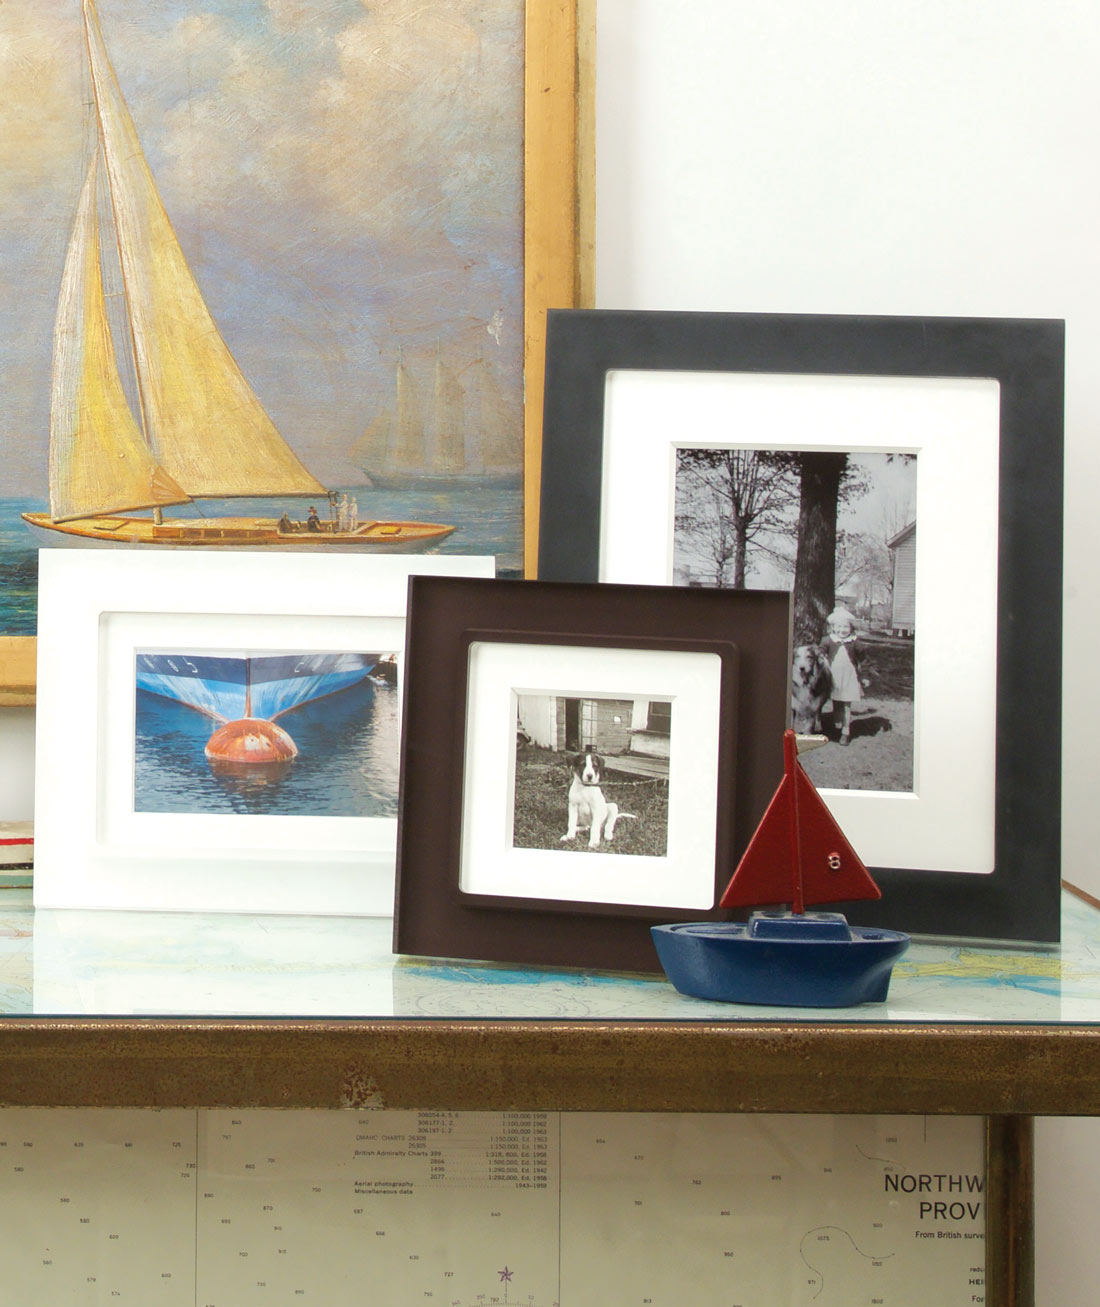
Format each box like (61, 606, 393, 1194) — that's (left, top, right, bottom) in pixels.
(0, 0, 526, 637)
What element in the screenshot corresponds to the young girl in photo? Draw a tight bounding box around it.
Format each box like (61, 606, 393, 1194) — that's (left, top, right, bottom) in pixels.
(820, 607, 865, 746)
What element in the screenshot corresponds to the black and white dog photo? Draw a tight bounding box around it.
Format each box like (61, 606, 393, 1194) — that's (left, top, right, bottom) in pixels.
(511, 693, 671, 857)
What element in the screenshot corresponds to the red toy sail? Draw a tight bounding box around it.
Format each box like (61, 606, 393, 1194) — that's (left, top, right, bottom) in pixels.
(720, 730, 881, 913)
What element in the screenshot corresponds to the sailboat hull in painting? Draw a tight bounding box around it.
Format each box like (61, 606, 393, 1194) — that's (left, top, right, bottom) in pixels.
(24, 0, 454, 554)
(21, 511, 454, 552)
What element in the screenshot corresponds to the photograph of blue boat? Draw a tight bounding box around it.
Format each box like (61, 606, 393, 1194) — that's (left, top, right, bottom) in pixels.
(134, 650, 399, 818)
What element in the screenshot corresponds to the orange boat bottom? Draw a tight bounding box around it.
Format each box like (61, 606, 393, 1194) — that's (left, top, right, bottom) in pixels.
(204, 718, 298, 764)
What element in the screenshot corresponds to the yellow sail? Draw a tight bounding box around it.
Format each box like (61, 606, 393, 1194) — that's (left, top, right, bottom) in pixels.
(83, 0, 324, 499)
(50, 152, 188, 523)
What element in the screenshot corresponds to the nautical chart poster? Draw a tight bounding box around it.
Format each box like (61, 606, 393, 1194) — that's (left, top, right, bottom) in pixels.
(0, 1107, 987, 1305)
(0, 0, 525, 637)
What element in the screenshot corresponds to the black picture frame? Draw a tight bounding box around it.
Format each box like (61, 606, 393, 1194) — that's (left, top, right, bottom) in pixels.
(538, 308, 1064, 944)
(393, 575, 791, 972)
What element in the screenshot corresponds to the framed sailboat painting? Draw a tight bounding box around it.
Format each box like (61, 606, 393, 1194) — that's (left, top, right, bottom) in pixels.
(0, 0, 586, 695)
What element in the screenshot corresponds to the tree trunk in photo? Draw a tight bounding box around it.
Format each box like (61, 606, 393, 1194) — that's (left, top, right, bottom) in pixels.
(731, 516, 747, 588)
(793, 453, 847, 643)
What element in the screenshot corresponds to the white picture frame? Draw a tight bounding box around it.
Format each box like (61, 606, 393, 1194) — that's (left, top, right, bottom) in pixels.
(598, 367, 999, 878)
(33, 550, 494, 916)
(460, 640, 724, 910)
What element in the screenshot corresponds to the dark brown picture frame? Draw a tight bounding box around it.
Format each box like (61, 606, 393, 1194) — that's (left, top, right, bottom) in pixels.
(393, 575, 791, 972)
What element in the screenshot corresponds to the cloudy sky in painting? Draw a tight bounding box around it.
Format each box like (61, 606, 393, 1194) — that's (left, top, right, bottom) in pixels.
(0, 0, 523, 494)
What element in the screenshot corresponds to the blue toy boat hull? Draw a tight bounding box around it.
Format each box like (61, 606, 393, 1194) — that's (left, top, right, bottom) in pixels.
(651, 912, 910, 1007)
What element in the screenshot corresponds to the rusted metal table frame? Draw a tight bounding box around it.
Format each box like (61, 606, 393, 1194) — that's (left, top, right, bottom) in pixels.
(0, 1020, 1094, 1114)
(1, 1017, 1091, 1307)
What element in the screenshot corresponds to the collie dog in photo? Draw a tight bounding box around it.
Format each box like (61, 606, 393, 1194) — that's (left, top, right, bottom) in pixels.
(562, 749, 636, 849)
(791, 643, 833, 732)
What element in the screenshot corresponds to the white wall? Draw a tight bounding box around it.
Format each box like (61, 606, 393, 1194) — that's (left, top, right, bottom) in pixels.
(595, 0, 1098, 901)
(0, 707, 33, 819)
(593, 2, 1099, 1302)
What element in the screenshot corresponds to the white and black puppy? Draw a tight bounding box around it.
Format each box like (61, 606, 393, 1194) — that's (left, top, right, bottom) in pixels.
(561, 749, 636, 849)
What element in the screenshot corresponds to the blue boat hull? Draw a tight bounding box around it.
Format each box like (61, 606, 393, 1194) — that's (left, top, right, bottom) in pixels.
(135, 652, 379, 722)
(651, 913, 910, 1007)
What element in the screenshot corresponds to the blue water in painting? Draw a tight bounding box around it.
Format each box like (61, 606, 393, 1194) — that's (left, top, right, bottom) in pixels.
(0, 482, 521, 634)
(134, 674, 400, 818)
(0, 497, 40, 635)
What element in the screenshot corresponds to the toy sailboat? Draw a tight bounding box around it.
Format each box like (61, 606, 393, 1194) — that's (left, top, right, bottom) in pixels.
(651, 730, 909, 1007)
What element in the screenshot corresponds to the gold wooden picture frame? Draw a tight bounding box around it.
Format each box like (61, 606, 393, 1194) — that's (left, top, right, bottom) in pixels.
(0, 0, 592, 704)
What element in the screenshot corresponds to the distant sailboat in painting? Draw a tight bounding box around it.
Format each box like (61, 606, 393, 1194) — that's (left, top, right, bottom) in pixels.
(357, 353, 521, 489)
(23, 0, 454, 553)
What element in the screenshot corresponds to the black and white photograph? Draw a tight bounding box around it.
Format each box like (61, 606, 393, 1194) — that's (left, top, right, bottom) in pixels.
(674, 448, 917, 793)
(455, 628, 728, 913)
(512, 692, 672, 857)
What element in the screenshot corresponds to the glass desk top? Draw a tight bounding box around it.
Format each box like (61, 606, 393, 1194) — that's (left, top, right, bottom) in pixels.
(1, 886, 1097, 1024)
